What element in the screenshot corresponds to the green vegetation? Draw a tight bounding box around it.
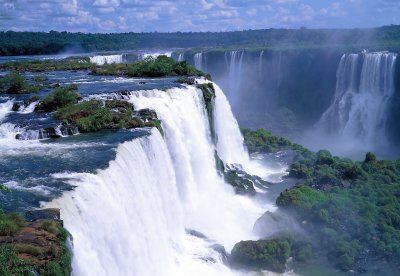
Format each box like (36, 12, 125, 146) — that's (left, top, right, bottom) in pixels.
(241, 128, 310, 155)
(277, 148, 400, 270)
(0, 56, 207, 80)
(94, 56, 205, 78)
(36, 84, 80, 112)
(1, 26, 400, 56)
(0, 71, 40, 94)
(231, 239, 291, 273)
(55, 99, 144, 133)
(242, 128, 400, 271)
(0, 208, 71, 275)
(0, 58, 93, 72)
(0, 210, 26, 236)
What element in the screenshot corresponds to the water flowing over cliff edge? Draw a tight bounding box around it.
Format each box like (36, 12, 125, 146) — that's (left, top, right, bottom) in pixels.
(47, 82, 281, 276)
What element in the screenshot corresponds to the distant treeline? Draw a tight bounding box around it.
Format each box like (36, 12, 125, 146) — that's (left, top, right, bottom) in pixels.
(1, 25, 400, 56)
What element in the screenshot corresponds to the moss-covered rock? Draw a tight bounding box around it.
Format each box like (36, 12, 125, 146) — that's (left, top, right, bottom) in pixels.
(197, 83, 216, 140)
(0, 208, 71, 276)
(230, 239, 291, 273)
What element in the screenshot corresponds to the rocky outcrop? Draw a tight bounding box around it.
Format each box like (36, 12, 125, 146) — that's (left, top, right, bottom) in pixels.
(0, 208, 71, 275)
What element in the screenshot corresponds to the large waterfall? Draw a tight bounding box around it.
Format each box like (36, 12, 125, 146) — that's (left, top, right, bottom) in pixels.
(48, 83, 267, 275)
(313, 51, 397, 156)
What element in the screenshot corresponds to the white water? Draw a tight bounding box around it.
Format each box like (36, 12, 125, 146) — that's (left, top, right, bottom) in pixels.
(47, 84, 273, 276)
(90, 54, 125, 65)
(18, 101, 38, 114)
(178, 53, 185, 62)
(225, 51, 244, 111)
(194, 53, 204, 70)
(312, 51, 397, 156)
(0, 100, 13, 122)
(258, 50, 264, 80)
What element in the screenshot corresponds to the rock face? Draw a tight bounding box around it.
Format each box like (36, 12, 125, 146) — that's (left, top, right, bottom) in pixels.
(0, 208, 71, 275)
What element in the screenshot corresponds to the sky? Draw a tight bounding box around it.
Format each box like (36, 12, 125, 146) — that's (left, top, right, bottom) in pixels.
(0, 0, 399, 33)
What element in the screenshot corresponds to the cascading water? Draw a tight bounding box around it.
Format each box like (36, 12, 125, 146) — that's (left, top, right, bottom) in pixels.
(194, 53, 204, 71)
(258, 50, 264, 80)
(0, 100, 13, 122)
(89, 54, 125, 65)
(313, 51, 397, 156)
(48, 84, 269, 276)
(178, 53, 185, 62)
(225, 51, 244, 112)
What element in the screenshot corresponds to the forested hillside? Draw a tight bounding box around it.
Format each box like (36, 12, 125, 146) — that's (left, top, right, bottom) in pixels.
(1, 25, 400, 56)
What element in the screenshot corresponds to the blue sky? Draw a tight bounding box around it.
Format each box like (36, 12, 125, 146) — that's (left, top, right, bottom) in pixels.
(0, 0, 399, 33)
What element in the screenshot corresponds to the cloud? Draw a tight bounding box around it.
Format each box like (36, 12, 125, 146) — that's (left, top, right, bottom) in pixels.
(0, 0, 398, 32)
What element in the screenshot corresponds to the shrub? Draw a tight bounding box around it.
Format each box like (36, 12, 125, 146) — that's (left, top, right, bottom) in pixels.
(37, 85, 80, 112)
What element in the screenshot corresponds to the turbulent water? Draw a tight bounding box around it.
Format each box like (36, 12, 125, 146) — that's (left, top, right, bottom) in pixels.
(307, 51, 398, 157)
(44, 82, 283, 276)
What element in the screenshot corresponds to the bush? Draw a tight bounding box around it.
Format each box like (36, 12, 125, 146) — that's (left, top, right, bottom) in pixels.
(231, 239, 291, 273)
(37, 85, 80, 112)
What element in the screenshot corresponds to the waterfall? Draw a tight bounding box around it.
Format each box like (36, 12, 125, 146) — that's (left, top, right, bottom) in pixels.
(225, 51, 244, 111)
(194, 53, 203, 70)
(212, 82, 249, 165)
(48, 84, 265, 276)
(178, 53, 185, 62)
(89, 54, 125, 65)
(258, 50, 264, 80)
(316, 51, 397, 154)
(0, 100, 13, 122)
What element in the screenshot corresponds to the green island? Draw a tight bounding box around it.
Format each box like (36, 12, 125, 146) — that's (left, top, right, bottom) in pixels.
(0, 55, 209, 79)
(235, 128, 400, 273)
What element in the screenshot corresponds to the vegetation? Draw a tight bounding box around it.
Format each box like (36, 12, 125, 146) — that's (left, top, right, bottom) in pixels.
(241, 128, 310, 156)
(0, 56, 207, 80)
(278, 149, 400, 270)
(94, 55, 205, 78)
(36, 84, 80, 112)
(0, 58, 93, 72)
(0, 208, 71, 275)
(1, 26, 400, 56)
(0, 71, 40, 94)
(242, 128, 400, 272)
(0, 210, 26, 236)
(231, 238, 291, 273)
(55, 99, 144, 133)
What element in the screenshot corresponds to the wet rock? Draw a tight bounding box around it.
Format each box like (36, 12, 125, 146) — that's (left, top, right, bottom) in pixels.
(25, 208, 61, 222)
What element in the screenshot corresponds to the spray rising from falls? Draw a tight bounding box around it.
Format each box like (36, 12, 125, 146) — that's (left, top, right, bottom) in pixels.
(48, 84, 265, 276)
(315, 51, 397, 154)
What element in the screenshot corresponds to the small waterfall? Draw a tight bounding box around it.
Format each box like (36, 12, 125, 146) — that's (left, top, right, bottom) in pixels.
(0, 100, 13, 122)
(178, 53, 185, 62)
(89, 54, 125, 65)
(316, 51, 397, 153)
(48, 85, 264, 276)
(225, 51, 244, 111)
(258, 50, 264, 80)
(194, 53, 204, 70)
